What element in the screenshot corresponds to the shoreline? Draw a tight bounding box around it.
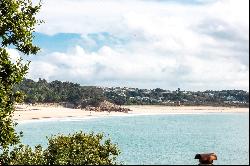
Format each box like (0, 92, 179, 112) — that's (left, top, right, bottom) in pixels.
(13, 104, 249, 122)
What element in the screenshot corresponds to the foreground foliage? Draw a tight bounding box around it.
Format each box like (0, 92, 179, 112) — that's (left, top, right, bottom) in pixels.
(0, 132, 121, 165)
(0, 0, 41, 150)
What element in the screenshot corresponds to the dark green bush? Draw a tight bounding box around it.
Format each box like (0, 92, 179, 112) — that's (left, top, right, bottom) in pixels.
(0, 131, 121, 165)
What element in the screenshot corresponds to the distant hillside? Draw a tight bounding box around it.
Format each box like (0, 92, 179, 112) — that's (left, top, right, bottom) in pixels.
(15, 78, 249, 108)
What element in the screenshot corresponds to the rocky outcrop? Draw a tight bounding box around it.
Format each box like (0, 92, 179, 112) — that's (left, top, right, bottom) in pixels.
(86, 100, 132, 113)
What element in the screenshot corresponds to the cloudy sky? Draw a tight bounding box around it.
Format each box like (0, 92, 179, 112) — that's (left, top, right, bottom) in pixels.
(10, 0, 249, 91)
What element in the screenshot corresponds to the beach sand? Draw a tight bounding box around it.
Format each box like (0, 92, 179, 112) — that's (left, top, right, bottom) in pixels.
(13, 104, 249, 122)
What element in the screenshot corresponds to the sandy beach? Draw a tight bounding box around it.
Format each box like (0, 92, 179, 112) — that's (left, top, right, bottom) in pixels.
(13, 104, 249, 122)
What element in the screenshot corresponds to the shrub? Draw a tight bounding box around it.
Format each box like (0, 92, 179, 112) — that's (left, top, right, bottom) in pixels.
(0, 131, 121, 165)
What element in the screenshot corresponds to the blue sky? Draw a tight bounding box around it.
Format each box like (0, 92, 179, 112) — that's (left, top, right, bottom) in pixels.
(33, 33, 82, 53)
(33, 32, 129, 53)
(9, 0, 249, 91)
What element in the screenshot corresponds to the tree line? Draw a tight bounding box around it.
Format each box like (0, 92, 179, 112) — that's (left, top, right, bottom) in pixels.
(14, 78, 105, 108)
(15, 78, 249, 108)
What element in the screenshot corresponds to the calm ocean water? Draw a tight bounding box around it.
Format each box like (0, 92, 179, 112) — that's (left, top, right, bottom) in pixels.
(16, 113, 249, 165)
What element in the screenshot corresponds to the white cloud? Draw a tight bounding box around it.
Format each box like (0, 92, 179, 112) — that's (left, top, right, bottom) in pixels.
(35, 0, 249, 36)
(27, 45, 249, 91)
(6, 48, 21, 63)
(29, 0, 249, 90)
(28, 61, 58, 80)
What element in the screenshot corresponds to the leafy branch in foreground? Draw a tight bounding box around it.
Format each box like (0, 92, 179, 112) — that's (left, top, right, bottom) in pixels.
(0, 48, 28, 150)
(0, 0, 41, 150)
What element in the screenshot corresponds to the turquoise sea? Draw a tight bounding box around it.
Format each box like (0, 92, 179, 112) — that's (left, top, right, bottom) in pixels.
(16, 113, 249, 165)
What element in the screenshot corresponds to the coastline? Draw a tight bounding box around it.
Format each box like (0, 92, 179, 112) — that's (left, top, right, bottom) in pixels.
(13, 104, 249, 122)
